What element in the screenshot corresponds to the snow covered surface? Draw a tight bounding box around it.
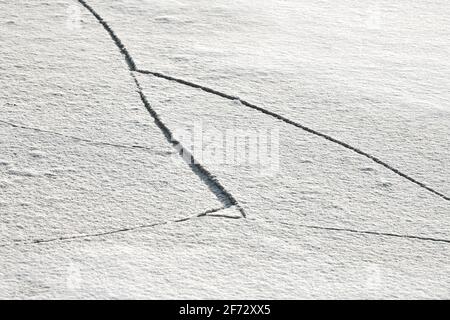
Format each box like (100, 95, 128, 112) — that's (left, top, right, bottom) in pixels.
(94, 0, 450, 194)
(0, 0, 449, 299)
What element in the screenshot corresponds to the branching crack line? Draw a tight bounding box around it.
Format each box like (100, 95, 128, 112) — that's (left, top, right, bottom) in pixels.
(132, 74, 246, 216)
(0, 207, 237, 248)
(0, 119, 172, 155)
(78, 0, 449, 233)
(294, 223, 450, 244)
(135, 69, 450, 202)
(78, 0, 136, 71)
(77, 0, 246, 217)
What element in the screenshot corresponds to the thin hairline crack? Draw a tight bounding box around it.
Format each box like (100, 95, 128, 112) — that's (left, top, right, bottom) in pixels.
(0, 119, 173, 155)
(0, 206, 241, 248)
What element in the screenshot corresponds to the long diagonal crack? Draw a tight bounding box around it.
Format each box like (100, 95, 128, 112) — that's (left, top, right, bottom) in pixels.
(135, 69, 450, 203)
(79, 0, 450, 203)
(77, 0, 246, 217)
(76, 0, 449, 246)
(0, 119, 172, 155)
(0, 207, 238, 248)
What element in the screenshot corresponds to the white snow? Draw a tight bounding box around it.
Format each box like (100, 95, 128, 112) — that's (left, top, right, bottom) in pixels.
(94, 0, 450, 194)
(1, 0, 449, 299)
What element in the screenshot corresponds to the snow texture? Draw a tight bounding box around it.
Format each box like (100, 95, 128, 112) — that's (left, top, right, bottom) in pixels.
(0, 0, 449, 299)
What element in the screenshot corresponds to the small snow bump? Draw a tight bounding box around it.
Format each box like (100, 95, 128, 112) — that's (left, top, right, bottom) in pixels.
(7, 168, 40, 177)
(0, 180, 11, 189)
(154, 15, 175, 23)
(154, 15, 192, 24)
(50, 167, 78, 174)
(379, 181, 393, 188)
(44, 172, 58, 179)
(29, 150, 46, 158)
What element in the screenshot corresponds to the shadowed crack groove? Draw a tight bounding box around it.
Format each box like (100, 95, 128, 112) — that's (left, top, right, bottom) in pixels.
(132, 75, 245, 217)
(294, 223, 450, 244)
(77, 0, 246, 218)
(78, 0, 136, 71)
(0, 119, 172, 155)
(136, 70, 450, 203)
(78, 0, 448, 217)
(0, 207, 237, 247)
